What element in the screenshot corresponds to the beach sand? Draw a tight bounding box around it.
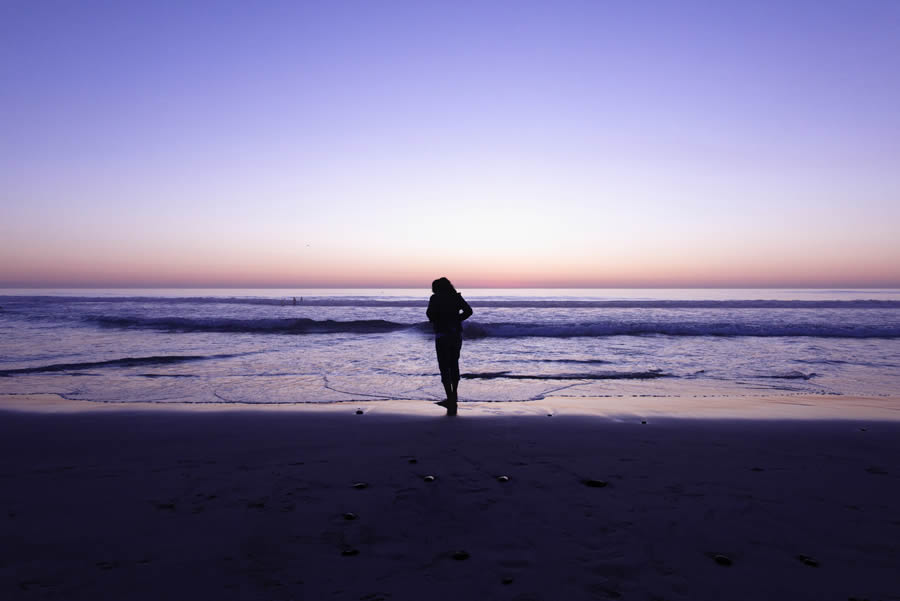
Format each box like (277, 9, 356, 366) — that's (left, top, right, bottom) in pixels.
(1, 394, 899, 600)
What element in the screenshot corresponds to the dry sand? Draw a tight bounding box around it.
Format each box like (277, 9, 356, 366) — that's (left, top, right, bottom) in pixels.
(1, 393, 898, 600)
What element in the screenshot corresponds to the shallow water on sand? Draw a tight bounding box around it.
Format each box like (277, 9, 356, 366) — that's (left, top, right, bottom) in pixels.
(1, 288, 899, 405)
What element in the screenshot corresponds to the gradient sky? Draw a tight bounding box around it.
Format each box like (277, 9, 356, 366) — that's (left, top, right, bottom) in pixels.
(2, 0, 899, 288)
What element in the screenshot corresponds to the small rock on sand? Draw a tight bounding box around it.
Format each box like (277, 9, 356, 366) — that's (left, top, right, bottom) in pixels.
(423, 475, 436, 482)
(581, 478, 608, 488)
(355, 409, 364, 415)
(341, 548, 359, 557)
(452, 550, 470, 560)
(502, 577, 514, 585)
(497, 475, 510, 482)
(408, 458, 417, 464)
(712, 553, 732, 566)
(352, 482, 368, 489)
(343, 512, 358, 520)
(796, 554, 819, 567)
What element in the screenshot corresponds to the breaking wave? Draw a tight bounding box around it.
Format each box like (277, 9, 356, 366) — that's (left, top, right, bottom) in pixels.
(92, 316, 418, 334)
(81, 315, 900, 338)
(460, 321, 900, 339)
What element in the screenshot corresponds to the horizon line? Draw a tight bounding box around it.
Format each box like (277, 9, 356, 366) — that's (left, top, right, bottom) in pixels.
(2, 285, 900, 291)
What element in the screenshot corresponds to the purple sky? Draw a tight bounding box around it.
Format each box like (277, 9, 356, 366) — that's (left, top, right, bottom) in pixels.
(2, 1, 899, 287)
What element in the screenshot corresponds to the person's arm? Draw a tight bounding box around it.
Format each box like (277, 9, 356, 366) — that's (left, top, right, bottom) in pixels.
(426, 295, 437, 322)
(458, 294, 473, 322)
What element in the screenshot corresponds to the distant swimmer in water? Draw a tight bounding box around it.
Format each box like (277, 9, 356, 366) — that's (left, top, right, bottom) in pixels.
(426, 277, 473, 416)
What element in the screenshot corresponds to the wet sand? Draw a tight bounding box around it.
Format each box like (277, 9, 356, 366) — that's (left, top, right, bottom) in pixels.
(1, 394, 898, 600)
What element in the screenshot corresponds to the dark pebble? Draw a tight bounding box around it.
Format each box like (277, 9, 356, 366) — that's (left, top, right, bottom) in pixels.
(581, 478, 608, 488)
(641, 420, 647, 424)
(355, 409, 363, 415)
(750, 467, 765, 472)
(796, 554, 819, 567)
(713, 554, 732, 566)
(497, 475, 510, 482)
(502, 577, 514, 585)
(452, 550, 470, 560)
(408, 458, 417, 464)
(424, 475, 436, 482)
(341, 548, 359, 557)
(352, 482, 368, 489)
(343, 512, 358, 520)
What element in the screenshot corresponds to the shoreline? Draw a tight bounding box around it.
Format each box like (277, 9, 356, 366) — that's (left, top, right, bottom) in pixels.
(3, 392, 899, 421)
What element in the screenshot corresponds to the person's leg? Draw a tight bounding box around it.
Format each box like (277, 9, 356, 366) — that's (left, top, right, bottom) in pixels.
(436, 337, 459, 414)
(450, 337, 462, 402)
(435, 337, 455, 401)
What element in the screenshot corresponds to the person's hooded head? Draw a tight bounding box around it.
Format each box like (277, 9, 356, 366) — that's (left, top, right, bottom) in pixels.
(432, 277, 457, 297)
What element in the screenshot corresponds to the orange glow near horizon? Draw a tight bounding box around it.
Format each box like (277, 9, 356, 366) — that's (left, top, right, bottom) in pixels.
(4, 239, 899, 288)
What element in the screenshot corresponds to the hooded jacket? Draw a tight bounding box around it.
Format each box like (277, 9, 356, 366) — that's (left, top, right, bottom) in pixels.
(426, 292, 473, 337)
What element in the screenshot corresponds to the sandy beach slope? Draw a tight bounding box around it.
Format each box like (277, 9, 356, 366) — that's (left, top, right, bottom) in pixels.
(1, 394, 898, 600)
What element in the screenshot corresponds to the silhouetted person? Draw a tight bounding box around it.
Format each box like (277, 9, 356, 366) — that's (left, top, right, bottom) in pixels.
(426, 277, 473, 415)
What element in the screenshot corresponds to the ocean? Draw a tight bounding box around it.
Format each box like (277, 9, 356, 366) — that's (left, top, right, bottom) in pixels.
(1, 288, 899, 406)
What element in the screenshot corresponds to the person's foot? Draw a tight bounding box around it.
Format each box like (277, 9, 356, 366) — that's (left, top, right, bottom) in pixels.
(436, 399, 458, 415)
